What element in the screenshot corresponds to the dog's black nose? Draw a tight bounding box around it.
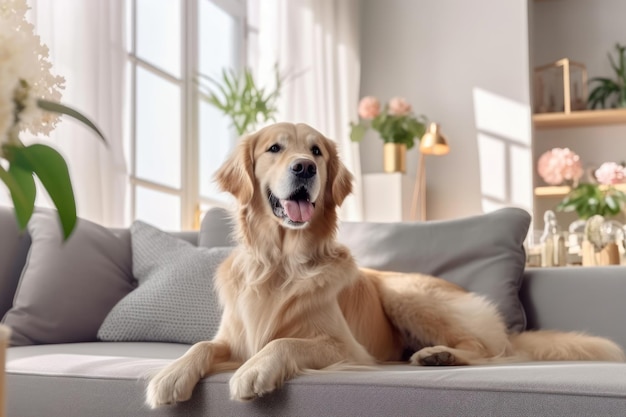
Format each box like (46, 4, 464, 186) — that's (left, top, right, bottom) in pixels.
(290, 159, 317, 179)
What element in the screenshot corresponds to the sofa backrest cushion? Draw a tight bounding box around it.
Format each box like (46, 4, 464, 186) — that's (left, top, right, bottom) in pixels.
(0, 206, 31, 319)
(98, 221, 232, 344)
(337, 208, 530, 332)
(1, 210, 136, 346)
(202, 207, 531, 332)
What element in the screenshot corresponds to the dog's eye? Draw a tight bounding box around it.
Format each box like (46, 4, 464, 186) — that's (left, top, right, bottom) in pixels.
(311, 146, 322, 156)
(268, 144, 281, 153)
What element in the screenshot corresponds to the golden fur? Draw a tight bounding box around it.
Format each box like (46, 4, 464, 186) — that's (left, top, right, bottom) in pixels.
(146, 122, 625, 407)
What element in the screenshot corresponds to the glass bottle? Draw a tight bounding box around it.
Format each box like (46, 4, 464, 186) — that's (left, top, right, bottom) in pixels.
(540, 210, 566, 267)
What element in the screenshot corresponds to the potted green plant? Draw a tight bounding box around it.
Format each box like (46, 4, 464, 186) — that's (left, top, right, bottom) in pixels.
(198, 65, 283, 136)
(350, 96, 427, 173)
(587, 43, 626, 109)
(557, 182, 626, 219)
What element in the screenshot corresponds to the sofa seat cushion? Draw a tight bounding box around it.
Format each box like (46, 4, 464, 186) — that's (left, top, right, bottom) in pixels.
(7, 344, 626, 417)
(6, 342, 190, 362)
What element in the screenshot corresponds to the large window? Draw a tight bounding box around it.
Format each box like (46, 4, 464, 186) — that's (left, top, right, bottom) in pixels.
(125, 0, 245, 230)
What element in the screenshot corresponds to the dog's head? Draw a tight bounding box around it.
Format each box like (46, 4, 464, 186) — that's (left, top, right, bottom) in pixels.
(215, 122, 353, 230)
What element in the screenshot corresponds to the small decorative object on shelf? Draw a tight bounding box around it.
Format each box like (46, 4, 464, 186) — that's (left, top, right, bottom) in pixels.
(567, 219, 586, 265)
(588, 43, 626, 109)
(540, 210, 567, 267)
(581, 215, 623, 266)
(537, 147, 583, 186)
(350, 96, 427, 173)
(525, 230, 543, 267)
(556, 161, 626, 220)
(534, 58, 587, 114)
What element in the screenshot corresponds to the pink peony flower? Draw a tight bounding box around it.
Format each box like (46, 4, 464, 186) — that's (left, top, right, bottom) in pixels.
(594, 162, 626, 185)
(388, 97, 412, 116)
(537, 148, 583, 185)
(358, 96, 381, 120)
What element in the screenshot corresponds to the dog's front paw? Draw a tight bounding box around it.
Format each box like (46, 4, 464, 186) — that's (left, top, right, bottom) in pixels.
(146, 364, 201, 408)
(410, 346, 458, 366)
(229, 360, 283, 401)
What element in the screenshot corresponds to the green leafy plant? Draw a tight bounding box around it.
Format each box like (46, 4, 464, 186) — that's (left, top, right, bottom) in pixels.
(198, 65, 283, 136)
(556, 183, 626, 219)
(2, 3, 106, 240)
(350, 96, 427, 150)
(587, 43, 626, 109)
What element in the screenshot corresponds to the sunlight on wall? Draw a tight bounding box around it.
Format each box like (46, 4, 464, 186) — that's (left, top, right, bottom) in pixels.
(473, 87, 533, 214)
(477, 133, 506, 202)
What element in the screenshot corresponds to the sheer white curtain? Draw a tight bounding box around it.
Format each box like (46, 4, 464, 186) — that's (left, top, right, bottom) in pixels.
(250, 0, 364, 220)
(27, 0, 128, 227)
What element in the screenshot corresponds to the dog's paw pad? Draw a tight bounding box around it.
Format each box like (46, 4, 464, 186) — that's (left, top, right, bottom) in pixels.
(421, 351, 455, 366)
(410, 347, 457, 366)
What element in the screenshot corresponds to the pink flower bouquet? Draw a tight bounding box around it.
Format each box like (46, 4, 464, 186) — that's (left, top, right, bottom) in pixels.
(537, 148, 584, 186)
(594, 162, 626, 185)
(350, 96, 426, 150)
(552, 152, 626, 219)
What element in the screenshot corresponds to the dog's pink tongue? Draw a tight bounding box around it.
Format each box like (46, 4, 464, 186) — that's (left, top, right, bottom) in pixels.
(281, 200, 314, 222)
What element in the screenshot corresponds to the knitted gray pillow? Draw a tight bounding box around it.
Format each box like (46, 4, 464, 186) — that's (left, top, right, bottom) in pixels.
(98, 221, 231, 344)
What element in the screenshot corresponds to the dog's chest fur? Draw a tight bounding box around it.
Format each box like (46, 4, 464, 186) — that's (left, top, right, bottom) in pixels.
(227, 250, 357, 358)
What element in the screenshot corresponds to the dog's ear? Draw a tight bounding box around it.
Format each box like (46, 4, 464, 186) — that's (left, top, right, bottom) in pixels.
(326, 140, 354, 207)
(214, 133, 256, 204)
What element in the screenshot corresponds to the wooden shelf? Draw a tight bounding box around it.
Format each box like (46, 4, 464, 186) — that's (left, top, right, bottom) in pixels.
(533, 108, 626, 129)
(535, 183, 626, 197)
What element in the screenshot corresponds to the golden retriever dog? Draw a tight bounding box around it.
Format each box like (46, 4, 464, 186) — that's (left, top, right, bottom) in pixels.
(146, 122, 625, 407)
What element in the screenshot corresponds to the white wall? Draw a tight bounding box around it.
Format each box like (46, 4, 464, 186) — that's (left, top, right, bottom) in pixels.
(359, 0, 534, 220)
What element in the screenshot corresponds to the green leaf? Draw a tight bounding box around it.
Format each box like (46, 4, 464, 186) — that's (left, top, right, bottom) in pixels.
(350, 123, 367, 142)
(37, 100, 107, 144)
(605, 194, 618, 211)
(0, 165, 34, 230)
(198, 64, 283, 135)
(11, 144, 77, 239)
(7, 163, 36, 229)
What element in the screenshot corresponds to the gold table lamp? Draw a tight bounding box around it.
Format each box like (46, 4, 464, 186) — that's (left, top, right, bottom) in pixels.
(410, 122, 450, 221)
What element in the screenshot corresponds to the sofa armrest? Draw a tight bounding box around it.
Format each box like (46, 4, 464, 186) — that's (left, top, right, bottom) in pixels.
(0, 207, 31, 318)
(520, 266, 626, 350)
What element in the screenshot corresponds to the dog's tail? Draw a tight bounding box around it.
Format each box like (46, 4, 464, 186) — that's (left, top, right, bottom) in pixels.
(508, 330, 625, 362)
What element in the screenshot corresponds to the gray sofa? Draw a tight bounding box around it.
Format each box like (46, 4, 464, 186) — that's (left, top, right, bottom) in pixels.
(2, 205, 626, 417)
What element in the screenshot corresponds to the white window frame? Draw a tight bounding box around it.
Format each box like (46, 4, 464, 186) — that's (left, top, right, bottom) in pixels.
(126, 0, 246, 230)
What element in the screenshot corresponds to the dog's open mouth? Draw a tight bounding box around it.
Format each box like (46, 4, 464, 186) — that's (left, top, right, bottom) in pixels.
(269, 187, 316, 224)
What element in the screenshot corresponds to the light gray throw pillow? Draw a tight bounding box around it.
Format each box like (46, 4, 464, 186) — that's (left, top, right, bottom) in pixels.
(97, 221, 232, 344)
(1, 210, 136, 346)
(337, 207, 531, 332)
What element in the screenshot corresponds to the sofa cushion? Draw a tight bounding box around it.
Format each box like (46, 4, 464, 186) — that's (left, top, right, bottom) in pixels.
(6, 345, 626, 417)
(0, 206, 31, 319)
(1, 210, 136, 346)
(201, 207, 531, 332)
(98, 221, 231, 344)
(337, 207, 530, 332)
